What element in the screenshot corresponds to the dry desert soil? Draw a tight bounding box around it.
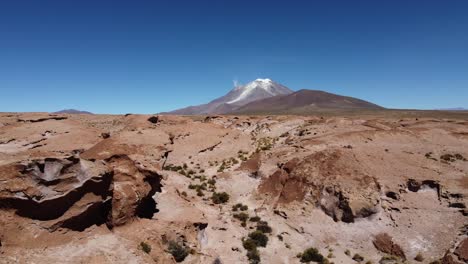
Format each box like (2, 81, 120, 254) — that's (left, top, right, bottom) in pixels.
(0, 112, 467, 264)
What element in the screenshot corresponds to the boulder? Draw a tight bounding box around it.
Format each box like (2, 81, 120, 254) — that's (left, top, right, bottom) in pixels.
(373, 233, 406, 260)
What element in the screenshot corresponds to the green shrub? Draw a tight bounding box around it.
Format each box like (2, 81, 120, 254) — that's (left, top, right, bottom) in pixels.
(168, 241, 189, 262)
(232, 204, 240, 211)
(242, 238, 257, 251)
(248, 231, 268, 247)
(208, 179, 216, 185)
(256, 221, 272, 233)
(300, 247, 324, 263)
(247, 248, 261, 264)
(233, 212, 249, 222)
(212, 192, 230, 204)
(249, 216, 261, 222)
(140, 241, 151, 254)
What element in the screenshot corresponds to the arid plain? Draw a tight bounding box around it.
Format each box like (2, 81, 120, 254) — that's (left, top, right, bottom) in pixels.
(0, 112, 467, 264)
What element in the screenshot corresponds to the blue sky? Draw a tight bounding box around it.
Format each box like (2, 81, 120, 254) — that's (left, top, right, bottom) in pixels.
(1, 0, 467, 114)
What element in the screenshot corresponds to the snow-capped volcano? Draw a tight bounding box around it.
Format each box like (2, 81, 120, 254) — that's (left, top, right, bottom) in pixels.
(168, 79, 293, 115)
(227, 79, 292, 105)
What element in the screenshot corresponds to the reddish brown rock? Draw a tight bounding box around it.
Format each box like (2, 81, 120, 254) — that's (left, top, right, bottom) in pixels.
(454, 238, 468, 262)
(373, 233, 406, 260)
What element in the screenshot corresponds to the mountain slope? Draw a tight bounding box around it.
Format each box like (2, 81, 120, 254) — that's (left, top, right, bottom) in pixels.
(232, 89, 383, 114)
(169, 79, 293, 115)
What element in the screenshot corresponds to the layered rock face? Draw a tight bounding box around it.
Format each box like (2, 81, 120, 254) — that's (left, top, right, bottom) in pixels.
(0, 154, 161, 231)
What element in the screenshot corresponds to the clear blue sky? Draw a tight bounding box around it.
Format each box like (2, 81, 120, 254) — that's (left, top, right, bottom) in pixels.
(1, 0, 467, 113)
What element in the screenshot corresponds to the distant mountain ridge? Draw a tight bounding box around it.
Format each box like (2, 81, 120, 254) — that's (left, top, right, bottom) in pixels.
(167, 79, 383, 115)
(54, 109, 93, 115)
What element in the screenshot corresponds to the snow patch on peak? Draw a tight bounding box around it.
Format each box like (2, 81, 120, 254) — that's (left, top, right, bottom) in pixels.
(255, 78, 272, 83)
(227, 78, 278, 104)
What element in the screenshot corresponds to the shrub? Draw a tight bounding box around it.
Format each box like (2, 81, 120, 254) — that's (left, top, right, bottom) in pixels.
(233, 212, 249, 222)
(246, 248, 261, 264)
(168, 241, 189, 262)
(299, 247, 325, 263)
(242, 238, 257, 251)
(256, 221, 272, 233)
(249, 216, 261, 222)
(345, 249, 351, 256)
(208, 179, 216, 185)
(240, 205, 248, 211)
(232, 204, 239, 211)
(248, 231, 268, 247)
(212, 192, 230, 204)
(140, 241, 151, 254)
(213, 258, 222, 264)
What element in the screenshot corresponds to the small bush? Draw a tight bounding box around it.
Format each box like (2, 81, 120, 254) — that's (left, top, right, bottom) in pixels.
(140, 241, 151, 254)
(345, 249, 351, 256)
(208, 179, 216, 185)
(299, 247, 324, 263)
(248, 231, 268, 247)
(242, 238, 257, 251)
(233, 212, 249, 222)
(168, 241, 189, 263)
(256, 221, 272, 233)
(212, 192, 230, 204)
(247, 248, 261, 264)
(249, 216, 261, 222)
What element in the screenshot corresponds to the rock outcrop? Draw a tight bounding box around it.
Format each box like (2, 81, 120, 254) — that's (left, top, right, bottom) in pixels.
(258, 150, 381, 222)
(0, 154, 162, 231)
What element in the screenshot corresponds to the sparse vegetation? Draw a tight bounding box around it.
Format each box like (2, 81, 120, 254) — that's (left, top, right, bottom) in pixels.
(249, 216, 261, 222)
(298, 247, 325, 263)
(233, 212, 249, 223)
(440, 153, 467, 162)
(232, 203, 248, 211)
(168, 241, 189, 262)
(256, 221, 272, 233)
(345, 249, 351, 256)
(256, 137, 276, 152)
(237, 150, 249, 161)
(211, 192, 230, 204)
(140, 241, 151, 254)
(248, 231, 268, 247)
(246, 248, 261, 264)
(217, 157, 240, 172)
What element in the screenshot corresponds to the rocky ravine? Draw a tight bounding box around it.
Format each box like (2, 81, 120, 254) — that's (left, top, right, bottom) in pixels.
(0, 112, 467, 264)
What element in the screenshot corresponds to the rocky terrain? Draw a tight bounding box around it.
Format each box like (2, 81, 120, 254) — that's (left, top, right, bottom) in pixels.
(0, 112, 467, 264)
